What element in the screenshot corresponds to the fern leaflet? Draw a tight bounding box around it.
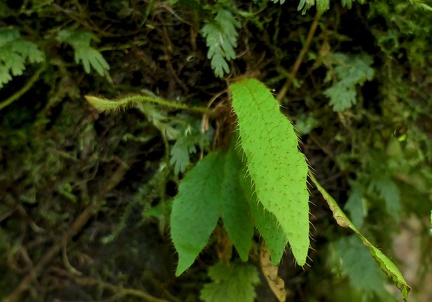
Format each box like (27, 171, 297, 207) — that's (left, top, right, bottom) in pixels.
(57, 30, 110, 76)
(202, 8, 240, 78)
(324, 53, 375, 111)
(0, 27, 44, 88)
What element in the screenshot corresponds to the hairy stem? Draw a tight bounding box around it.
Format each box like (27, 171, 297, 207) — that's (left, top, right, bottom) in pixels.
(86, 94, 214, 115)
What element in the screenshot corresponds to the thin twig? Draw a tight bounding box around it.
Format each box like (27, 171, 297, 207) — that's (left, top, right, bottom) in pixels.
(52, 268, 171, 302)
(4, 162, 130, 302)
(0, 63, 46, 111)
(276, 13, 321, 102)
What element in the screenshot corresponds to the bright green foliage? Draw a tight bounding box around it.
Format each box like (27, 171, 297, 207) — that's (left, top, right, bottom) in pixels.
(295, 0, 365, 14)
(297, 0, 329, 14)
(202, 8, 240, 78)
(230, 78, 309, 266)
(220, 144, 254, 261)
(171, 152, 223, 276)
(309, 173, 411, 300)
(85, 95, 134, 112)
(200, 261, 260, 302)
(369, 245, 410, 299)
(86, 94, 213, 175)
(409, 0, 432, 11)
(240, 173, 288, 264)
(333, 236, 389, 298)
(323, 53, 375, 111)
(170, 145, 255, 275)
(57, 30, 109, 76)
(0, 27, 44, 88)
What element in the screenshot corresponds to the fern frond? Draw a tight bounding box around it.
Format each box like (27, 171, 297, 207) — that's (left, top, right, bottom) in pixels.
(295, 0, 365, 14)
(57, 30, 110, 76)
(410, 0, 432, 11)
(0, 27, 44, 88)
(323, 53, 375, 111)
(202, 8, 240, 78)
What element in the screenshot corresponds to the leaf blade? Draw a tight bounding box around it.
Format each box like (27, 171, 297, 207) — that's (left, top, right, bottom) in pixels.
(309, 172, 411, 300)
(230, 78, 310, 266)
(200, 261, 260, 302)
(170, 151, 223, 276)
(220, 144, 254, 261)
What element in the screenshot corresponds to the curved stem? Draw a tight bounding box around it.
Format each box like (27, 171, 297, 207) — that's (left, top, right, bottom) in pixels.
(0, 63, 46, 111)
(86, 94, 214, 115)
(131, 95, 214, 114)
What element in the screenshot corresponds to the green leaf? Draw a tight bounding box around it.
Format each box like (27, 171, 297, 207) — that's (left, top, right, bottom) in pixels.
(368, 178, 401, 222)
(316, 0, 330, 13)
(297, 0, 314, 14)
(200, 261, 260, 302)
(309, 172, 411, 300)
(171, 143, 255, 274)
(220, 144, 254, 261)
(335, 236, 388, 295)
(344, 185, 367, 229)
(341, 0, 354, 8)
(230, 78, 310, 266)
(57, 30, 109, 76)
(240, 173, 288, 264)
(324, 53, 375, 111)
(0, 27, 44, 88)
(169, 118, 213, 175)
(202, 9, 240, 78)
(170, 152, 223, 276)
(170, 136, 197, 175)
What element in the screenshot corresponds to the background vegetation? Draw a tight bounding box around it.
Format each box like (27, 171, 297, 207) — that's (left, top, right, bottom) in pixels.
(0, 0, 431, 301)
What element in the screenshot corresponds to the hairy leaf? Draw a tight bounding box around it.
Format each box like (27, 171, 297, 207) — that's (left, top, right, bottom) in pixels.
(171, 145, 255, 275)
(220, 144, 254, 261)
(200, 261, 260, 302)
(171, 152, 223, 276)
(85, 95, 134, 112)
(240, 172, 288, 265)
(230, 78, 309, 266)
(309, 173, 411, 300)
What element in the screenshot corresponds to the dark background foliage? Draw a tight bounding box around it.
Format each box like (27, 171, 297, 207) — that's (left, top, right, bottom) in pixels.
(0, 0, 431, 301)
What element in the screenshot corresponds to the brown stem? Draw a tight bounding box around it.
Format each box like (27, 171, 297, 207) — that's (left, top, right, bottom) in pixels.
(276, 12, 321, 102)
(4, 162, 130, 302)
(52, 268, 170, 302)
